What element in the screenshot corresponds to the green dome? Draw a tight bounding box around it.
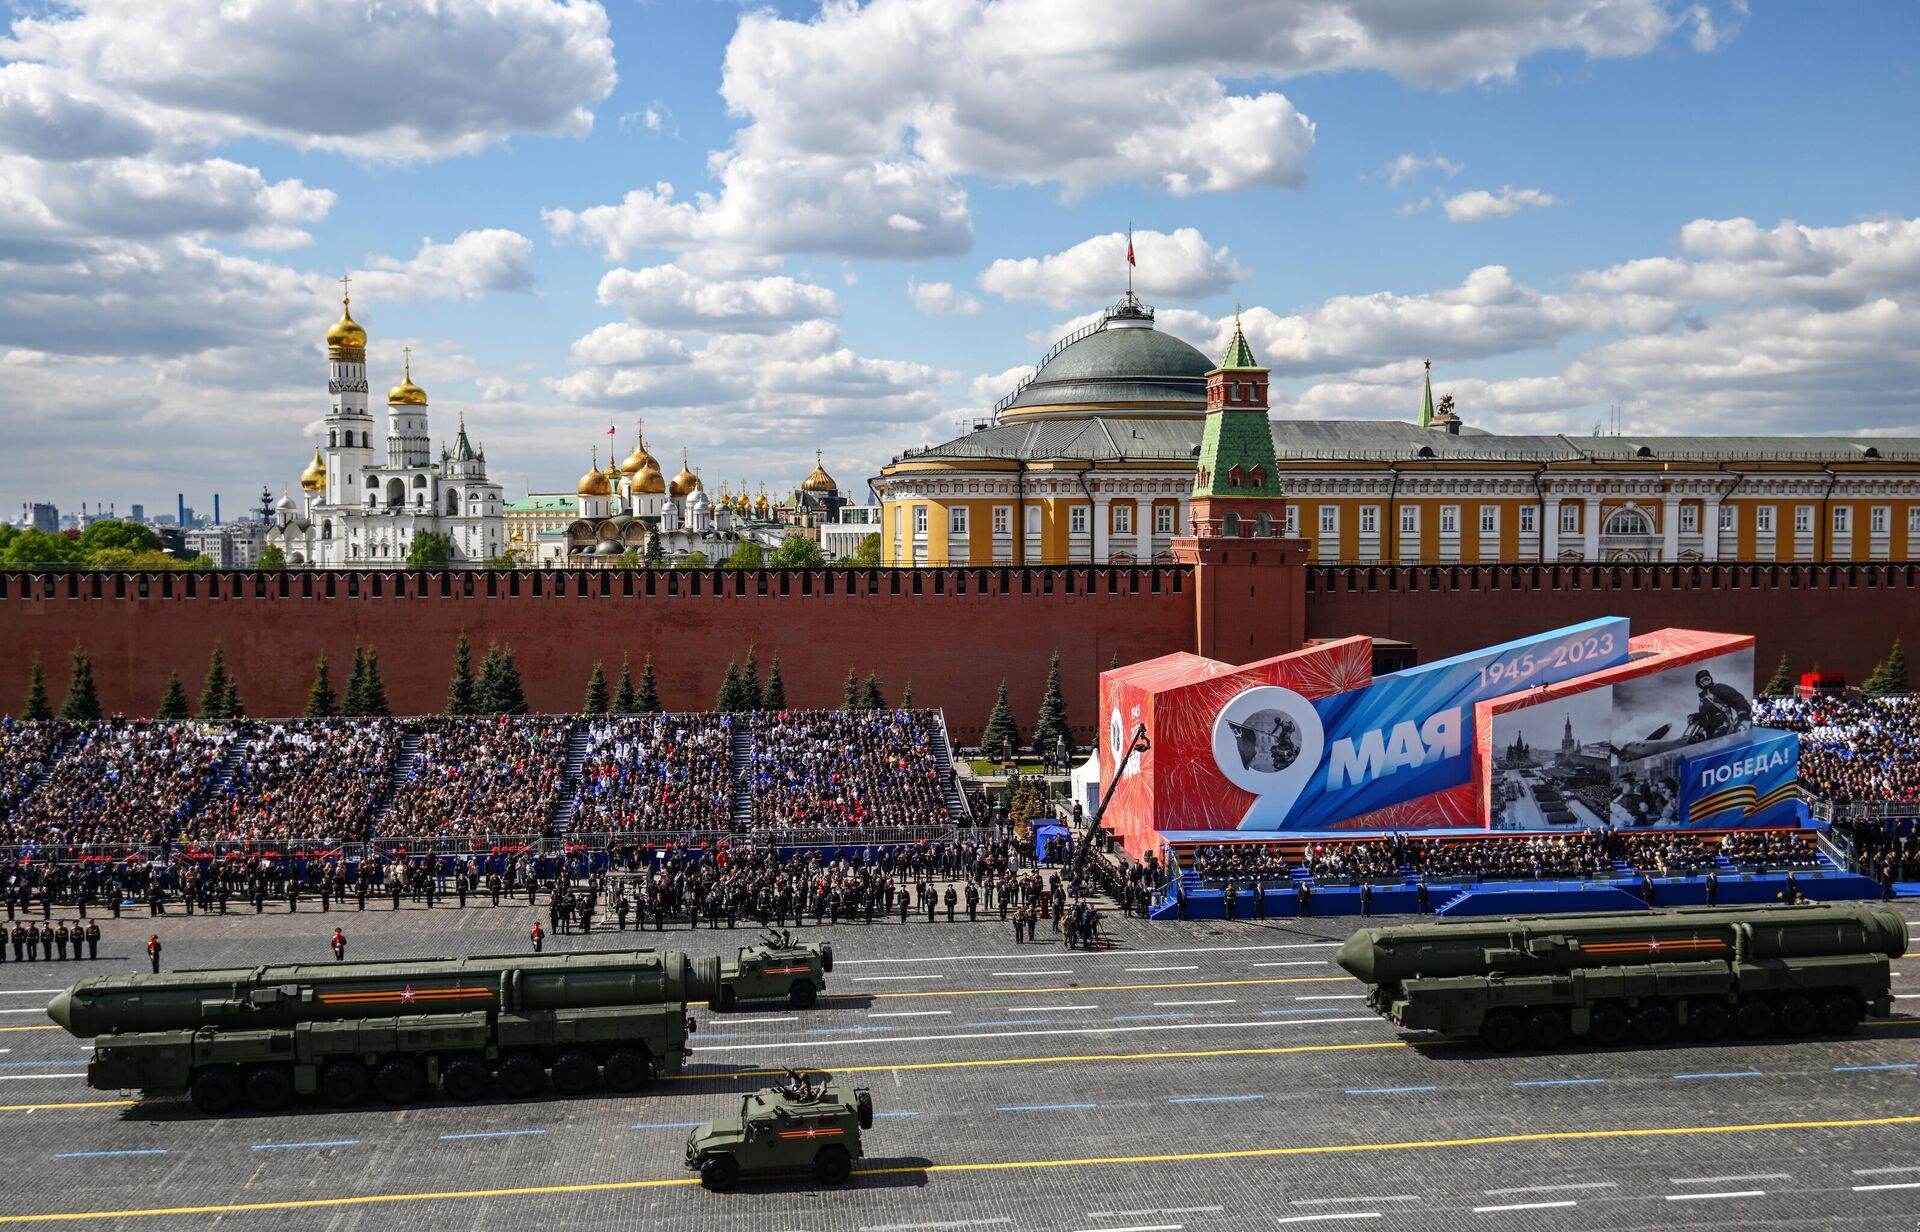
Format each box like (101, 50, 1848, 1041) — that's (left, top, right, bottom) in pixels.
(1004, 322, 1212, 415)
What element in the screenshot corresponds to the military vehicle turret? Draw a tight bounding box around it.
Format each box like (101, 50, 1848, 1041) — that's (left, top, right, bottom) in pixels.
(685, 1068, 872, 1191)
(714, 929, 832, 1011)
(1337, 902, 1906, 1049)
(48, 948, 719, 1114)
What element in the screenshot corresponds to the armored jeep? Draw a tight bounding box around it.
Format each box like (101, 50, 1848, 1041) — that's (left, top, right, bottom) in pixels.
(685, 1068, 873, 1191)
(714, 929, 832, 1011)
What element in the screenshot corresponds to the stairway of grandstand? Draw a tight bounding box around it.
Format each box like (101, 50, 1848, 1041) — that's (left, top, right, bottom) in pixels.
(926, 721, 971, 820)
(728, 722, 754, 825)
(546, 725, 593, 833)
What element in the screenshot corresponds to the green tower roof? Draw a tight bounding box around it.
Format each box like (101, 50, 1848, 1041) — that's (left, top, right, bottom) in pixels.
(1419, 360, 1434, 428)
(1211, 315, 1264, 373)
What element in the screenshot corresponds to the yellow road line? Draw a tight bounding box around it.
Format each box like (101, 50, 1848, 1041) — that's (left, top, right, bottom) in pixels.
(4, 1112, 1917, 1222)
(0, 1026, 59, 1034)
(665, 1039, 1420, 1082)
(0, 1100, 133, 1113)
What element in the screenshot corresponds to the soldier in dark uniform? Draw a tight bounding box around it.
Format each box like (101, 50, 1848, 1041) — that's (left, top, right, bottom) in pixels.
(319, 879, 331, 912)
(965, 882, 979, 922)
(897, 890, 908, 924)
(1706, 870, 1720, 907)
(145, 933, 161, 972)
(943, 885, 957, 922)
(390, 880, 403, 911)
(355, 878, 367, 910)
(53, 921, 68, 961)
(1359, 882, 1373, 918)
(615, 895, 631, 931)
(85, 920, 100, 960)
(23, 920, 38, 961)
(1416, 879, 1431, 914)
(38, 921, 53, 960)
(1223, 882, 1237, 921)
(1297, 881, 1312, 918)
(10, 920, 24, 962)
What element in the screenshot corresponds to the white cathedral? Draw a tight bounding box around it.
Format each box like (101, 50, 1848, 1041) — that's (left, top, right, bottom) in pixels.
(269, 282, 505, 568)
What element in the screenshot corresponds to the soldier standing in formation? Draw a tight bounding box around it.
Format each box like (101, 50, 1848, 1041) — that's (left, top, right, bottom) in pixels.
(530, 921, 545, 952)
(85, 920, 100, 959)
(146, 933, 161, 973)
(331, 927, 347, 960)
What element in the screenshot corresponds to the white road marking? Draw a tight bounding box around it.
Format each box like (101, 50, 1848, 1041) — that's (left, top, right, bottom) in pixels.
(1007, 1005, 1097, 1012)
(723, 1016, 797, 1024)
(1665, 1191, 1765, 1202)
(859, 1220, 1014, 1231)
(0, 1074, 83, 1080)
(1483, 1183, 1615, 1196)
(1253, 961, 1330, 968)
(1670, 1174, 1789, 1185)
(851, 975, 938, 983)
(1073, 1225, 1182, 1232)
(1472, 1201, 1576, 1213)
(0, 1009, 52, 1016)
(1125, 966, 1198, 972)
(867, 1011, 950, 1018)
(992, 970, 1072, 977)
(1855, 1166, 1920, 1175)
(1152, 999, 1235, 1007)
(1853, 1182, 1920, 1192)
(1289, 1197, 1420, 1207)
(0, 990, 62, 996)
(1085, 1208, 1223, 1219)
(837, 943, 1340, 966)
(692, 1016, 1377, 1053)
(1304, 995, 1367, 1001)
(1275, 1215, 1383, 1225)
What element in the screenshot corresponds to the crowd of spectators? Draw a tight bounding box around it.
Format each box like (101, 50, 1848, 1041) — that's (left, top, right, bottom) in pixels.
(569, 715, 735, 833)
(740, 710, 951, 830)
(1755, 695, 1920, 806)
(0, 719, 65, 823)
(4, 722, 234, 846)
(376, 717, 570, 839)
(1717, 830, 1821, 869)
(188, 720, 403, 843)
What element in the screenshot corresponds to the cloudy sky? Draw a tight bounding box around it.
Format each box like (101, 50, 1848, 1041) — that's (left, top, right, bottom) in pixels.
(2, 0, 1915, 516)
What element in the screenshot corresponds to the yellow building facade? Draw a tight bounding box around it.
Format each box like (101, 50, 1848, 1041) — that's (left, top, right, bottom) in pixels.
(874, 298, 1920, 566)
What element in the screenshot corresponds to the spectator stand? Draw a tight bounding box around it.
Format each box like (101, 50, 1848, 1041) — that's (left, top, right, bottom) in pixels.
(1150, 827, 1877, 921)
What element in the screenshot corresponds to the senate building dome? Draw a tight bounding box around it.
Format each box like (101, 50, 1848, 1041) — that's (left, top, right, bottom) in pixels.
(998, 298, 1212, 420)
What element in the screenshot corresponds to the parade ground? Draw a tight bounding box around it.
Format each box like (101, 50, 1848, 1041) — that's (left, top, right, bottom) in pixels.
(1, 901, 1918, 1231)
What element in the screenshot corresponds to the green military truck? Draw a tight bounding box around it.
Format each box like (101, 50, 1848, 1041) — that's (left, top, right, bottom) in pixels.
(1336, 902, 1906, 1050)
(47, 948, 720, 1113)
(685, 1068, 873, 1191)
(713, 929, 832, 1011)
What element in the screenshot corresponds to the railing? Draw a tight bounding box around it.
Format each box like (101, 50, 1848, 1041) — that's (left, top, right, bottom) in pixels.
(1805, 796, 1920, 823)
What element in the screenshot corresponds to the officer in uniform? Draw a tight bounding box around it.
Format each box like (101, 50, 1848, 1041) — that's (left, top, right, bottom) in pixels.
(22, 920, 38, 961)
(1223, 882, 1237, 921)
(85, 920, 100, 960)
(9, 920, 24, 962)
(1359, 881, 1373, 918)
(53, 921, 68, 961)
(38, 921, 53, 960)
(943, 885, 957, 923)
(1297, 881, 1312, 918)
(965, 882, 979, 922)
(146, 933, 161, 972)
(331, 927, 347, 960)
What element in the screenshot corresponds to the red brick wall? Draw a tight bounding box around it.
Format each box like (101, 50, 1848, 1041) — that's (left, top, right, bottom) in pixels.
(0, 568, 1195, 744)
(1306, 563, 1920, 685)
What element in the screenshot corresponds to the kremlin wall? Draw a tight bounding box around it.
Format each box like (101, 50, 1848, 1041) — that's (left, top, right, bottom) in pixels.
(1, 558, 1915, 746)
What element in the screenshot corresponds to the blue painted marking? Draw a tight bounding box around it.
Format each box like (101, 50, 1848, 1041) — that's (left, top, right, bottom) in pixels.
(1344, 1086, 1438, 1095)
(1514, 1078, 1607, 1087)
(1834, 1063, 1919, 1072)
(1261, 1008, 1341, 1016)
(994, 1103, 1096, 1112)
(805, 1025, 895, 1034)
(251, 1140, 359, 1150)
(963, 1020, 1045, 1028)
(1168, 1094, 1265, 1104)
(1673, 1071, 1764, 1080)
(438, 1130, 546, 1140)
(55, 1149, 168, 1159)
(699, 1033, 738, 1040)
(632, 1121, 704, 1130)
(872, 1110, 920, 1118)
(1110, 1013, 1191, 1021)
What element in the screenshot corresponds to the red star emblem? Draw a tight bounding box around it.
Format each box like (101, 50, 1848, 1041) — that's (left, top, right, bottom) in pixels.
(804, 1127, 817, 1138)
(400, 985, 416, 1002)
(1646, 939, 1660, 952)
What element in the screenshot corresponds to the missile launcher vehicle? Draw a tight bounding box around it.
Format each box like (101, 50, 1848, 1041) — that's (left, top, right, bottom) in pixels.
(685, 1068, 872, 1191)
(714, 929, 832, 1011)
(47, 948, 720, 1114)
(1336, 902, 1905, 1050)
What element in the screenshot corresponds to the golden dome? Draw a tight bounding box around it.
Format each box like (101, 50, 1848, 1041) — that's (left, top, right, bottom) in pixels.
(668, 449, 699, 498)
(299, 446, 327, 493)
(578, 448, 613, 497)
(387, 347, 427, 406)
(632, 457, 666, 495)
(801, 450, 838, 493)
(326, 282, 366, 355)
(619, 420, 657, 475)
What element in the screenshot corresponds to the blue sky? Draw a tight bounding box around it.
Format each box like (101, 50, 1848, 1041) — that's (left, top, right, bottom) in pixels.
(2, 0, 1915, 517)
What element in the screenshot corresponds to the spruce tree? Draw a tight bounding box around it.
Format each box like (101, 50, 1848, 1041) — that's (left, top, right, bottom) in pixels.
(197, 643, 233, 720)
(478, 645, 526, 715)
(717, 660, 743, 712)
(636, 655, 662, 714)
(643, 532, 664, 568)
(343, 645, 369, 718)
(901, 682, 913, 708)
(446, 631, 477, 716)
(1760, 653, 1794, 698)
(764, 654, 786, 711)
(981, 680, 1018, 762)
(741, 647, 763, 711)
(1033, 652, 1072, 763)
(21, 655, 51, 721)
(360, 649, 392, 717)
(221, 675, 246, 720)
(305, 655, 339, 718)
(156, 671, 190, 720)
(1864, 638, 1910, 697)
(843, 667, 860, 710)
(583, 661, 609, 715)
(613, 656, 638, 713)
(59, 645, 101, 722)
(861, 673, 886, 710)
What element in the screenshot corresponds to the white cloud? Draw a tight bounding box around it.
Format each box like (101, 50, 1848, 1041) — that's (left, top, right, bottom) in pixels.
(1580, 216, 1920, 309)
(1382, 152, 1463, 187)
(979, 227, 1249, 309)
(1688, 1, 1749, 52)
(1440, 185, 1557, 222)
(353, 230, 536, 303)
(595, 265, 840, 334)
(2, 0, 617, 160)
(476, 376, 528, 402)
(0, 155, 334, 247)
(908, 280, 981, 316)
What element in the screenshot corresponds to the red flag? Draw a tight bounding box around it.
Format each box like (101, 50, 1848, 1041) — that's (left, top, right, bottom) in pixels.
(1126, 232, 1136, 267)
(606, 424, 617, 436)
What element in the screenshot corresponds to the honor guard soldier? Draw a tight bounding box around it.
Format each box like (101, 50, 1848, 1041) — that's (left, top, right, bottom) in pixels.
(530, 921, 545, 952)
(146, 933, 161, 973)
(85, 920, 100, 960)
(331, 927, 346, 960)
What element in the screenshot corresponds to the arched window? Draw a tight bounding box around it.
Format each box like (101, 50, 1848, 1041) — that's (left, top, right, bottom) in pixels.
(386, 477, 406, 508)
(321, 519, 332, 540)
(413, 474, 427, 488)
(1222, 512, 1241, 538)
(446, 489, 460, 515)
(1255, 512, 1273, 537)
(328, 429, 337, 447)
(366, 475, 378, 488)
(1604, 506, 1654, 536)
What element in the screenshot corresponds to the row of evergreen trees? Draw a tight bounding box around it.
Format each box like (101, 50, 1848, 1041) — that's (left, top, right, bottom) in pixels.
(979, 652, 1073, 758)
